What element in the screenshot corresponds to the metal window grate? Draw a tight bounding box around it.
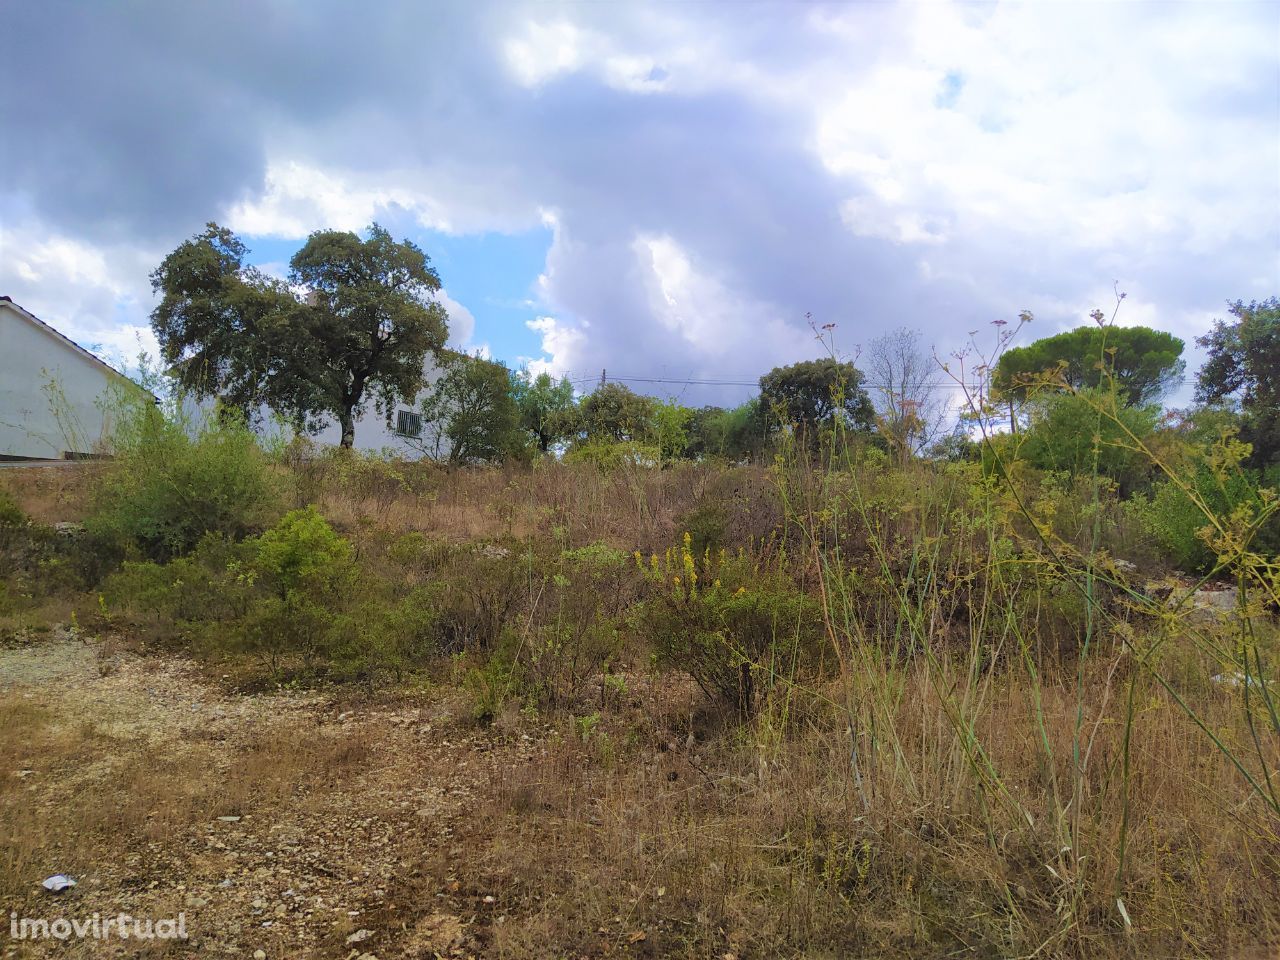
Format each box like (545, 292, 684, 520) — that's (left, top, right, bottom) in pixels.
(396, 409, 422, 438)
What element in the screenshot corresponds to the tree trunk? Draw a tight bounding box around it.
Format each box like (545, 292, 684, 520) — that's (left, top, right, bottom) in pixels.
(339, 407, 356, 448)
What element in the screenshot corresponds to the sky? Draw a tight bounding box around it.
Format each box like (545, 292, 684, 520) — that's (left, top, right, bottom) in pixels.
(2, 1, 1277, 408)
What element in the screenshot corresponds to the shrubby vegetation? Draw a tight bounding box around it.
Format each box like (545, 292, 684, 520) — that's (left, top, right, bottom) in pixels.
(3, 295, 1278, 957)
(86, 396, 280, 560)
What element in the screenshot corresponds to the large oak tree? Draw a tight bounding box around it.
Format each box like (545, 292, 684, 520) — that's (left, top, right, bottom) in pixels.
(758, 358, 875, 437)
(151, 222, 449, 448)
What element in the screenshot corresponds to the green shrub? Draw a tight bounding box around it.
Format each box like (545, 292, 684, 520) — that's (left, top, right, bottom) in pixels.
(1004, 388, 1160, 494)
(253, 505, 352, 595)
(100, 511, 401, 680)
(88, 401, 281, 560)
(680, 501, 728, 558)
(1130, 465, 1276, 573)
(464, 643, 523, 722)
(563, 440, 658, 471)
(0, 489, 25, 529)
(430, 540, 529, 653)
(518, 542, 632, 707)
(234, 507, 356, 673)
(633, 536, 823, 718)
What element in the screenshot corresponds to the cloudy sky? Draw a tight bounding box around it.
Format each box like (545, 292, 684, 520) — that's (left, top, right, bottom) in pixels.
(2, 1, 1277, 405)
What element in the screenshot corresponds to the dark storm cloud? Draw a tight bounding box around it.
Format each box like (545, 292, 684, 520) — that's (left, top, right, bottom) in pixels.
(2, 0, 1276, 402)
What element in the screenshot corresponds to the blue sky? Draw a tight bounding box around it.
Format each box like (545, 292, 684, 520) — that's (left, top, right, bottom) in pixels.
(242, 224, 555, 369)
(1, 1, 1276, 409)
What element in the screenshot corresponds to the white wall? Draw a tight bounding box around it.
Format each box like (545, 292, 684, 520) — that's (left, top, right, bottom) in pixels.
(0, 302, 139, 459)
(306, 397, 439, 457)
(184, 355, 451, 459)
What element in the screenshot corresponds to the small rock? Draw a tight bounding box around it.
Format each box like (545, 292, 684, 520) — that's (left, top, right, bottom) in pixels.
(218, 815, 242, 823)
(253, 951, 267, 960)
(346, 929, 374, 945)
(1212, 672, 1264, 689)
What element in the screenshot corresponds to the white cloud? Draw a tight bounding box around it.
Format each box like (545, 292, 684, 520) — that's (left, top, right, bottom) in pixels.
(80, 323, 162, 373)
(840, 198, 947, 246)
(503, 20, 590, 87)
(438, 289, 476, 349)
(5, 233, 120, 291)
(637, 233, 799, 358)
(813, 3, 1276, 257)
(227, 161, 453, 238)
(501, 14, 692, 94)
(525, 315, 586, 378)
(0, 221, 160, 371)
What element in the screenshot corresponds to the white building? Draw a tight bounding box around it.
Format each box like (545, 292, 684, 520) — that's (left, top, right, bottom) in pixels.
(278, 364, 446, 458)
(0, 297, 151, 460)
(184, 353, 453, 459)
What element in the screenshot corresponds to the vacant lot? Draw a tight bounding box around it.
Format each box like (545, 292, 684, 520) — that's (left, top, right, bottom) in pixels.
(2, 453, 1278, 959)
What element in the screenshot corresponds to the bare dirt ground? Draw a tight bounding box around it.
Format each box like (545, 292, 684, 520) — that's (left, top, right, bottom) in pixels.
(0, 634, 541, 959)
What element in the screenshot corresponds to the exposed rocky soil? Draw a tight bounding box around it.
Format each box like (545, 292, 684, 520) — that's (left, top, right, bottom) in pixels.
(0, 635, 541, 959)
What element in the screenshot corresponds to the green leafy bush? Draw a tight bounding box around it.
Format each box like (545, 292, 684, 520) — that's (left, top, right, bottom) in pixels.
(100, 535, 255, 641)
(1130, 461, 1277, 574)
(253, 506, 352, 595)
(563, 440, 658, 471)
(633, 535, 823, 717)
(0, 489, 25, 530)
(88, 401, 281, 560)
(101, 509, 434, 681)
(228, 507, 356, 673)
(518, 542, 633, 707)
(1003, 388, 1160, 494)
(429, 540, 528, 653)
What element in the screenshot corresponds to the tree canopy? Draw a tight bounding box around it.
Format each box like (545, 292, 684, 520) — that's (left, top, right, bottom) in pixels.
(511, 370, 577, 453)
(992, 325, 1185, 407)
(151, 222, 449, 448)
(417, 352, 523, 464)
(287, 224, 449, 447)
(686, 401, 767, 462)
(575, 382, 657, 444)
(1195, 297, 1280, 468)
(150, 224, 298, 416)
(758, 358, 875, 436)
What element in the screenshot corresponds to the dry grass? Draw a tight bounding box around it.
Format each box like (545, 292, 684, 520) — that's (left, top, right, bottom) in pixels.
(475, 656, 1279, 958)
(305, 459, 737, 553)
(3, 454, 1278, 958)
(0, 463, 103, 524)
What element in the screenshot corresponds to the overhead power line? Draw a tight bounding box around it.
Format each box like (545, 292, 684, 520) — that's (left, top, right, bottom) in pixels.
(558, 372, 1201, 390)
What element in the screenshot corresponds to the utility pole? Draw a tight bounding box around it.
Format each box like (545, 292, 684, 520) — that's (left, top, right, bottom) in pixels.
(599, 368, 607, 388)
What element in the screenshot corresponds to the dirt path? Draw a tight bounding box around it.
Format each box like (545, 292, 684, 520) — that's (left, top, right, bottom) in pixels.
(0, 636, 533, 959)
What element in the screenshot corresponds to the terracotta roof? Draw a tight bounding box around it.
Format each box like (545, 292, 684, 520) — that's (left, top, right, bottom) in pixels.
(0, 295, 154, 398)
